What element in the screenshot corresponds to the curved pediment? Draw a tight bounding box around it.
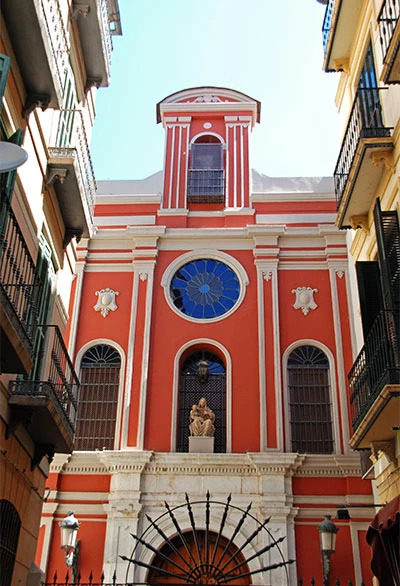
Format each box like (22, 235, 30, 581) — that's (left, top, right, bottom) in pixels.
(157, 86, 260, 124)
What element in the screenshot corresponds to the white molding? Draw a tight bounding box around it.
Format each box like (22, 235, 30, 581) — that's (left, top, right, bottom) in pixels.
(240, 123, 244, 207)
(171, 338, 233, 452)
(168, 125, 175, 209)
(95, 194, 161, 204)
(282, 340, 341, 455)
(256, 213, 337, 224)
(75, 339, 126, 450)
(328, 267, 351, 452)
(190, 131, 225, 145)
(136, 264, 156, 449)
(121, 272, 140, 448)
(225, 121, 230, 207)
(94, 215, 156, 226)
(160, 250, 249, 324)
(251, 192, 335, 202)
(255, 264, 267, 450)
(176, 124, 182, 208)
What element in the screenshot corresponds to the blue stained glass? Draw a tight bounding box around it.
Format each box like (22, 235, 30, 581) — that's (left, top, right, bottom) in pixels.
(170, 258, 241, 319)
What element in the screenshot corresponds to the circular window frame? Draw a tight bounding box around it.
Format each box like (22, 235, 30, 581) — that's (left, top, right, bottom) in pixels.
(161, 250, 249, 323)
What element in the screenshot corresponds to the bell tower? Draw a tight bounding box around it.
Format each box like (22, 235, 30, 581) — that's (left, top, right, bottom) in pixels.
(157, 87, 260, 211)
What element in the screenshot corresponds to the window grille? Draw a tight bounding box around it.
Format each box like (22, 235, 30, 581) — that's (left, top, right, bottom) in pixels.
(75, 344, 121, 450)
(0, 500, 21, 586)
(288, 346, 334, 454)
(177, 351, 226, 453)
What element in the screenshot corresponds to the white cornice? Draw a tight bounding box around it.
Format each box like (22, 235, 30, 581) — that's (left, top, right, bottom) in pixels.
(95, 194, 161, 204)
(251, 192, 335, 202)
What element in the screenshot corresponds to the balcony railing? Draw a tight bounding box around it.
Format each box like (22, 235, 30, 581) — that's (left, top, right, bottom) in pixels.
(378, 0, 400, 61)
(187, 169, 225, 203)
(349, 310, 400, 431)
(322, 0, 336, 53)
(334, 88, 391, 207)
(48, 108, 96, 224)
(9, 324, 79, 436)
(0, 194, 41, 348)
(41, 0, 70, 92)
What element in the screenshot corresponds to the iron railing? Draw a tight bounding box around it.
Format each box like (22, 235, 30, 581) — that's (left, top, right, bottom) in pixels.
(333, 88, 391, 208)
(40, 0, 70, 93)
(378, 0, 400, 61)
(187, 169, 224, 202)
(0, 194, 41, 348)
(98, 0, 114, 79)
(9, 325, 79, 433)
(349, 309, 400, 431)
(322, 0, 336, 53)
(48, 109, 96, 222)
(43, 573, 366, 586)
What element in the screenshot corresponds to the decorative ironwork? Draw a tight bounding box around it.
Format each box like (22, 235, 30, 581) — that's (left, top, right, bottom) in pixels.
(75, 344, 121, 450)
(0, 500, 21, 586)
(288, 346, 334, 454)
(321, 0, 336, 54)
(48, 109, 97, 223)
(334, 88, 391, 208)
(121, 492, 294, 585)
(9, 324, 79, 432)
(0, 193, 42, 352)
(349, 309, 400, 431)
(178, 352, 226, 453)
(378, 0, 400, 62)
(187, 169, 225, 202)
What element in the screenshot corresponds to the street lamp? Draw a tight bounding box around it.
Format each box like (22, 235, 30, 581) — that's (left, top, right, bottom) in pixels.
(0, 141, 28, 173)
(60, 512, 80, 580)
(318, 515, 338, 586)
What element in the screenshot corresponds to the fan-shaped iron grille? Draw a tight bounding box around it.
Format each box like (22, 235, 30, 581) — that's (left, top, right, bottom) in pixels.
(122, 492, 294, 585)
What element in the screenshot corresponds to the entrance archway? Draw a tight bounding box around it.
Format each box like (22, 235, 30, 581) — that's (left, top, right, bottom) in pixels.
(148, 530, 250, 584)
(122, 494, 293, 585)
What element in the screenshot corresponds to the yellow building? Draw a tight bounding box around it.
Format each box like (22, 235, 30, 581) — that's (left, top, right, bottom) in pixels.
(318, 0, 399, 584)
(0, 2, 121, 584)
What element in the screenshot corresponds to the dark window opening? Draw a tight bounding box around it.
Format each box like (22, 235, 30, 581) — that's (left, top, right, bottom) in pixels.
(0, 500, 21, 586)
(288, 345, 334, 454)
(177, 350, 226, 453)
(188, 136, 224, 202)
(75, 344, 121, 450)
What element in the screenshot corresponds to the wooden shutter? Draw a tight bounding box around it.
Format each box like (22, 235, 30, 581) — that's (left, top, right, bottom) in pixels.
(356, 261, 382, 339)
(0, 54, 10, 106)
(374, 198, 400, 326)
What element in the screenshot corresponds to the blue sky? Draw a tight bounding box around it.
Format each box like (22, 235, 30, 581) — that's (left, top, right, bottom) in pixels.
(90, 0, 340, 181)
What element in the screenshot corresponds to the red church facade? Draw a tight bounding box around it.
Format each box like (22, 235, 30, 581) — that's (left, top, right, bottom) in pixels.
(36, 88, 374, 585)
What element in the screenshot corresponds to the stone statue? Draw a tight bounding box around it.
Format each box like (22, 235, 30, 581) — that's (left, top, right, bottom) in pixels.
(189, 397, 215, 437)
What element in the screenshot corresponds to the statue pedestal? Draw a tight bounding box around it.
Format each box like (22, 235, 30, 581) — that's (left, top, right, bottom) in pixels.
(188, 436, 214, 453)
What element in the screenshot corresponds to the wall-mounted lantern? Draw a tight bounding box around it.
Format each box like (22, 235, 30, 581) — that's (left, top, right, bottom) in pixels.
(318, 515, 338, 585)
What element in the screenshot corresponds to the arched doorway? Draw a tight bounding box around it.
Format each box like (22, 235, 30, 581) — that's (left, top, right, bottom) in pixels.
(148, 530, 251, 585)
(123, 494, 293, 585)
(177, 350, 226, 453)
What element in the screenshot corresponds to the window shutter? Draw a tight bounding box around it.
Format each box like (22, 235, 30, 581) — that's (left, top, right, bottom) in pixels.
(355, 261, 382, 339)
(374, 198, 400, 326)
(0, 54, 10, 106)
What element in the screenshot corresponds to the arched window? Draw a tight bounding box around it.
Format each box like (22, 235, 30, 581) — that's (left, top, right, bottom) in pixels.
(287, 345, 334, 454)
(177, 350, 226, 453)
(187, 135, 224, 202)
(0, 500, 21, 586)
(75, 344, 121, 450)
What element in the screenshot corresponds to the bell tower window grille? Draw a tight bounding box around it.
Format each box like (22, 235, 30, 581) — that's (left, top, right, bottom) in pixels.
(288, 345, 334, 454)
(75, 344, 121, 450)
(177, 351, 226, 453)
